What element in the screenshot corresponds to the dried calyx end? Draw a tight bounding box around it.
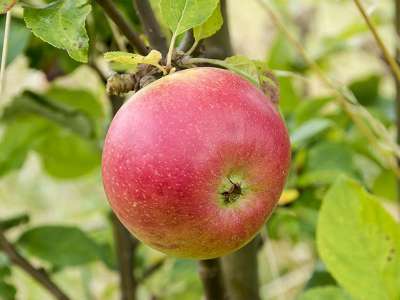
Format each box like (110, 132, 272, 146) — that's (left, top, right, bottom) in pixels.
(221, 179, 243, 204)
(218, 174, 248, 207)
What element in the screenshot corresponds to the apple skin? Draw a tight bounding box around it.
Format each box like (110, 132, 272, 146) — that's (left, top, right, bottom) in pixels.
(102, 67, 291, 259)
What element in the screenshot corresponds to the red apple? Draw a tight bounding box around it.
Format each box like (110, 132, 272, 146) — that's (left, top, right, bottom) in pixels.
(102, 67, 291, 259)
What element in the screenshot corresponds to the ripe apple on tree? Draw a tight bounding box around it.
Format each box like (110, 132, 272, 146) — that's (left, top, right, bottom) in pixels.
(102, 67, 291, 259)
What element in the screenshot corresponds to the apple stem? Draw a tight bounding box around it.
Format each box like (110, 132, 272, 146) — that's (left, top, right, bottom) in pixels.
(0, 11, 12, 96)
(166, 32, 177, 69)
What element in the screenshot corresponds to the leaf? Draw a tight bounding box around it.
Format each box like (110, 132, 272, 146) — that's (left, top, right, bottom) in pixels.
(305, 262, 337, 289)
(372, 170, 397, 202)
(278, 189, 299, 206)
(104, 50, 164, 72)
(193, 3, 223, 43)
(0, 282, 16, 300)
(349, 75, 381, 106)
(3, 91, 96, 140)
(317, 177, 400, 300)
(0, 18, 30, 65)
(223, 56, 260, 86)
(298, 286, 352, 300)
(294, 97, 331, 125)
(290, 119, 333, 147)
(160, 0, 219, 35)
(0, 0, 15, 14)
(34, 125, 101, 179)
(24, 0, 91, 62)
(0, 116, 48, 177)
(298, 142, 356, 187)
(18, 226, 102, 268)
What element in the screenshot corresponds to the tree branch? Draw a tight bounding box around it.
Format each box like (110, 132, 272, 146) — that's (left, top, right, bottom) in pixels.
(95, 0, 148, 55)
(137, 258, 167, 283)
(352, 0, 400, 82)
(132, 0, 168, 55)
(0, 230, 70, 300)
(198, 259, 228, 300)
(221, 238, 261, 300)
(111, 214, 139, 300)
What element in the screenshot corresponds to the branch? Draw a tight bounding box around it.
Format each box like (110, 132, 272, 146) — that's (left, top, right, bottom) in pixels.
(111, 213, 139, 300)
(0, 230, 70, 300)
(198, 259, 228, 300)
(353, 0, 400, 82)
(0, 214, 30, 231)
(221, 238, 261, 300)
(132, 0, 168, 55)
(95, 0, 148, 55)
(137, 258, 167, 282)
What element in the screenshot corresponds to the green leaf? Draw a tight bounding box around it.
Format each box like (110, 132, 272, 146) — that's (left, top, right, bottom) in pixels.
(0, 116, 48, 176)
(160, 0, 219, 35)
(0, 213, 29, 231)
(223, 56, 260, 86)
(317, 177, 400, 300)
(0, 18, 30, 65)
(294, 97, 331, 125)
(349, 75, 381, 106)
(3, 91, 96, 140)
(18, 226, 101, 268)
(193, 3, 223, 43)
(290, 119, 333, 147)
(305, 263, 337, 289)
(34, 125, 101, 179)
(104, 50, 165, 73)
(268, 33, 296, 70)
(0, 282, 16, 300)
(298, 286, 352, 300)
(0, 0, 15, 14)
(372, 170, 397, 202)
(24, 0, 91, 63)
(298, 143, 357, 187)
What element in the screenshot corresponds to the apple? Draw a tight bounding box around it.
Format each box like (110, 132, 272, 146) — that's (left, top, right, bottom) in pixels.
(102, 67, 291, 259)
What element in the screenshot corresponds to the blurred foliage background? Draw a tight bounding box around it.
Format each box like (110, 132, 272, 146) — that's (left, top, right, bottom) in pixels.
(0, 0, 399, 299)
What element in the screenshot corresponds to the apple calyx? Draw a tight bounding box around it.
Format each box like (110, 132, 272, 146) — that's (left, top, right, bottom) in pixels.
(221, 179, 243, 205)
(218, 175, 248, 207)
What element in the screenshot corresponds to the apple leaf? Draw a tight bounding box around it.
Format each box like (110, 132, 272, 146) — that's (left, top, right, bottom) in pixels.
(223, 55, 260, 86)
(290, 118, 333, 147)
(0, 282, 16, 300)
(24, 0, 91, 63)
(298, 286, 352, 300)
(193, 3, 223, 43)
(104, 50, 165, 73)
(0, 0, 15, 14)
(160, 0, 219, 36)
(317, 177, 400, 300)
(34, 125, 101, 179)
(0, 116, 48, 177)
(18, 226, 102, 268)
